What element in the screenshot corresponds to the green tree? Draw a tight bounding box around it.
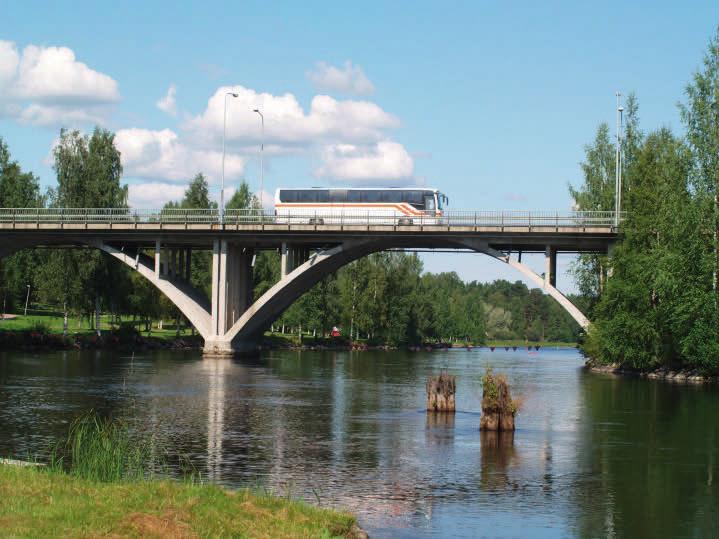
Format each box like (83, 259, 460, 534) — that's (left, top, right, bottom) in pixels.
(37, 128, 130, 325)
(0, 136, 44, 311)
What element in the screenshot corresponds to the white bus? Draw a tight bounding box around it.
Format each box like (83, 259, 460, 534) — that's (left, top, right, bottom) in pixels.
(274, 187, 448, 225)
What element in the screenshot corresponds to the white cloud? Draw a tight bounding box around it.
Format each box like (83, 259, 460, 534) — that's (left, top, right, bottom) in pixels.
(127, 182, 187, 208)
(316, 140, 414, 183)
(184, 86, 399, 151)
(0, 40, 119, 126)
(156, 84, 177, 116)
(0, 41, 19, 88)
(307, 61, 374, 96)
(115, 127, 245, 184)
(19, 104, 107, 126)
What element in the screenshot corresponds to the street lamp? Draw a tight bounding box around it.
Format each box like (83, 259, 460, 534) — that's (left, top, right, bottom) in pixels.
(253, 109, 264, 212)
(615, 91, 624, 228)
(221, 92, 239, 224)
(24, 284, 30, 316)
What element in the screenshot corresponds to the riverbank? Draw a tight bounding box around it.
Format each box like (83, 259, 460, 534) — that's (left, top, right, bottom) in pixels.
(0, 312, 575, 352)
(0, 464, 364, 538)
(585, 359, 717, 384)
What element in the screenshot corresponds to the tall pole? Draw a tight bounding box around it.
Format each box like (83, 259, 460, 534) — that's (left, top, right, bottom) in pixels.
(221, 92, 238, 224)
(253, 109, 265, 212)
(24, 284, 30, 316)
(615, 92, 623, 227)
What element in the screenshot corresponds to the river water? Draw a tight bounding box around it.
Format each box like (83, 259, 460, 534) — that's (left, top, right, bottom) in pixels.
(0, 348, 717, 537)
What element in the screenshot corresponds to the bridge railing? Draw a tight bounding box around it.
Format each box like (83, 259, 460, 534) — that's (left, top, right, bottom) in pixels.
(0, 208, 621, 228)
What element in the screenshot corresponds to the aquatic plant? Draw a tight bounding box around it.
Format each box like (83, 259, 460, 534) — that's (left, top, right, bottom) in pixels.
(50, 411, 158, 482)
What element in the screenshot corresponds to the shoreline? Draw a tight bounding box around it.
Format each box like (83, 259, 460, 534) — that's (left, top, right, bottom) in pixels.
(0, 329, 577, 354)
(0, 463, 367, 538)
(585, 360, 717, 384)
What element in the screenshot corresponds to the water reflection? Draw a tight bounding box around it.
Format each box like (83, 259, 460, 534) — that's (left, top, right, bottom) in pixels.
(203, 359, 226, 482)
(1, 348, 718, 537)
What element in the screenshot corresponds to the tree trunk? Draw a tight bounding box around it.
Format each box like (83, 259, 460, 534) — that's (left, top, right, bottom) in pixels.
(426, 373, 456, 412)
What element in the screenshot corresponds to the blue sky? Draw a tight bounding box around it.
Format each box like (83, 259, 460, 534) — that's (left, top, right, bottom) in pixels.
(2, 1, 718, 287)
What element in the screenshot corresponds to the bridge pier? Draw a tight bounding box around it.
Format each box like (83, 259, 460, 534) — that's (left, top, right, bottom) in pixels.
(280, 242, 311, 278)
(204, 240, 256, 357)
(544, 245, 557, 288)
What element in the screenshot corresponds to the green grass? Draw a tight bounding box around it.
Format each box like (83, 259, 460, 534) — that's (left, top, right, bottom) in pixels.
(1, 411, 359, 537)
(0, 310, 195, 340)
(0, 464, 359, 538)
(50, 411, 159, 482)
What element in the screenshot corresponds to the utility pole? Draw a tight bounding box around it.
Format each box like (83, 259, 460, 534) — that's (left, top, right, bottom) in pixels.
(253, 109, 265, 212)
(615, 91, 624, 228)
(24, 284, 30, 316)
(221, 92, 239, 224)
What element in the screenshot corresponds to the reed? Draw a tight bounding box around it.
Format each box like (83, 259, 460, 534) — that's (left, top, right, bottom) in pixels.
(50, 411, 157, 482)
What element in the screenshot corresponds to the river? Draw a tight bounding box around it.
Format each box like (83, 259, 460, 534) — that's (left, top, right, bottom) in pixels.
(0, 348, 717, 537)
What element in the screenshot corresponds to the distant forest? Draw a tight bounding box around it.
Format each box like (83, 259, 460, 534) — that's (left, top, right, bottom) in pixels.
(0, 130, 581, 345)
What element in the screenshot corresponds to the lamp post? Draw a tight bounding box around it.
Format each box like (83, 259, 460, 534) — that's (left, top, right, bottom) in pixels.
(253, 109, 264, 212)
(24, 284, 30, 317)
(221, 92, 239, 224)
(615, 91, 624, 228)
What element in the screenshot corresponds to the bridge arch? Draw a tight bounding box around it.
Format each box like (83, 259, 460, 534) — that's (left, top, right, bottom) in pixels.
(222, 238, 588, 352)
(1, 237, 589, 354)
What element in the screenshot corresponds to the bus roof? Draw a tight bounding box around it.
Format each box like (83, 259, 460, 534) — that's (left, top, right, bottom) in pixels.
(275, 187, 440, 192)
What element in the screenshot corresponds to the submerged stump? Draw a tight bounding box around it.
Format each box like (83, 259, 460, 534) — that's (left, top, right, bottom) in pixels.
(426, 373, 456, 412)
(479, 369, 517, 431)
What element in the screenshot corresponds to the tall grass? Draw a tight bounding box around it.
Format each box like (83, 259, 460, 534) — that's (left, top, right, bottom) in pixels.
(50, 411, 158, 482)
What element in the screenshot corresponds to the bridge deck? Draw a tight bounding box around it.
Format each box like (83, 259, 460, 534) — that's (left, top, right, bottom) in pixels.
(0, 209, 619, 253)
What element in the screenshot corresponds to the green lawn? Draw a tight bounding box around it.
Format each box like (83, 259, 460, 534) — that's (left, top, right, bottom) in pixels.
(0, 464, 360, 538)
(0, 310, 195, 340)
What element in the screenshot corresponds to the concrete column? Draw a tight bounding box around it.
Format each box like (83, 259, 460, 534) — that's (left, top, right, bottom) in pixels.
(238, 248, 254, 316)
(211, 239, 221, 336)
(162, 244, 169, 277)
(154, 240, 161, 278)
(177, 249, 184, 280)
(281, 242, 289, 278)
(185, 248, 192, 281)
(169, 248, 176, 279)
(544, 246, 557, 288)
(209, 241, 255, 346)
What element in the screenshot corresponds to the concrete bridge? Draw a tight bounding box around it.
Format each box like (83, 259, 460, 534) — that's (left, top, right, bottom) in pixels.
(0, 208, 618, 355)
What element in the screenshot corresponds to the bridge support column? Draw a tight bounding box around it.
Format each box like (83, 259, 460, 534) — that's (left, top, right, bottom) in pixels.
(544, 246, 557, 289)
(154, 240, 161, 278)
(280, 243, 310, 278)
(184, 248, 192, 281)
(205, 240, 256, 357)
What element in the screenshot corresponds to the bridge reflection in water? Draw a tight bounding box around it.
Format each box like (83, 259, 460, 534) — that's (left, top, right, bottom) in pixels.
(204, 359, 227, 482)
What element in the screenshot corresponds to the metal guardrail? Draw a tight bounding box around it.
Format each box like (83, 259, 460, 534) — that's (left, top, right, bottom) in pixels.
(0, 208, 622, 228)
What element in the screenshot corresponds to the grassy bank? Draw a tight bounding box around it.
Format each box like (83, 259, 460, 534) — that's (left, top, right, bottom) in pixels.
(0, 310, 195, 340)
(0, 464, 358, 538)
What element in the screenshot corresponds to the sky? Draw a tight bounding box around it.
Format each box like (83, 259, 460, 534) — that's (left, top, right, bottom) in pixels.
(2, 1, 719, 289)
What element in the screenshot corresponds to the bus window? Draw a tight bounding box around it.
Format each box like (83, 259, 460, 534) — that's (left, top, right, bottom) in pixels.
(329, 190, 347, 203)
(381, 191, 403, 203)
(362, 191, 382, 203)
(347, 190, 362, 202)
(280, 190, 297, 202)
(425, 195, 436, 212)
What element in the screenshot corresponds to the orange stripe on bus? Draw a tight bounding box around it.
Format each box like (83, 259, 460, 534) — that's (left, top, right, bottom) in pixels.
(275, 203, 425, 217)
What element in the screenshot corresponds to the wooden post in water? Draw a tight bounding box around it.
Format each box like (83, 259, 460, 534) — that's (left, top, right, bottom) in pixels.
(426, 373, 456, 412)
(479, 369, 517, 431)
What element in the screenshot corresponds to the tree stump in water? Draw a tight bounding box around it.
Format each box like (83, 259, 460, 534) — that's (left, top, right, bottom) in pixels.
(426, 373, 456, 412)
(479, 369, 517, 431)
